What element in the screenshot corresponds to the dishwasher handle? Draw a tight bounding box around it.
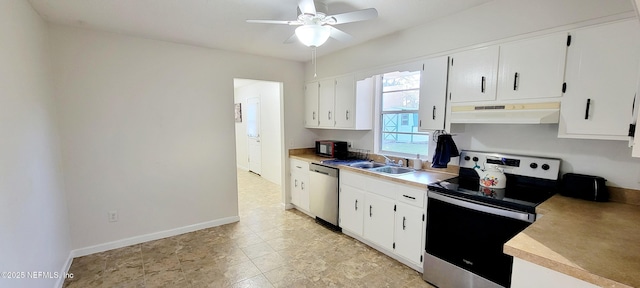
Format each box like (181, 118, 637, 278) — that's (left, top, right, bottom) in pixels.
(309, 163, 339, 177)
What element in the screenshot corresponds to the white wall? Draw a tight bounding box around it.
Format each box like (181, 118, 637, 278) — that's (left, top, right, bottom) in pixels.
(309, 0, 640, 189)
(49, 25, 306, 250)
(234, 81, 283, 185)
(0, 1, 72, 287)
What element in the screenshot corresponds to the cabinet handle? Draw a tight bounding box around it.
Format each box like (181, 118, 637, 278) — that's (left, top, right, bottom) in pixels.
(312, 111, 316, 120)
(294, 179, 298, 188)
(513, 72, 519, 91)
(296, 166, 302, 169)
(432, 106, 436, 120)
(369, 205, 372, 217)
(481, 76, 486, 93)
(402, 217, 406, 230)
(585, 99, 591, 120)
(355, 199, 358, 211)
(402, 194, 416, 200)
(301, 182, 304, 190)
(346, 110, 349, 120)
(328, 111, 332, 120)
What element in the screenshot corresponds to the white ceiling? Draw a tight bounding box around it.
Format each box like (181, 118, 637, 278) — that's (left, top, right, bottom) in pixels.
(28, 0, 493, 62)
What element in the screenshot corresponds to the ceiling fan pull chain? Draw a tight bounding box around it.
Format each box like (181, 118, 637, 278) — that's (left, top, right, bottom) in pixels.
(313, 47, 318, 78)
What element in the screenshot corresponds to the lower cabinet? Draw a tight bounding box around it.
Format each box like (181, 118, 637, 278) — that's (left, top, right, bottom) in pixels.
(338, 185, 364, 236)
(363, 192, 395, 251)
(290, 159, 310, 212)
(394, 202, 425, 265)
(339, 170, 426, 270)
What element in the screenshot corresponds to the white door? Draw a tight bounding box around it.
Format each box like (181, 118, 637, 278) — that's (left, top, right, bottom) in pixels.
(247, 97, 261, 175)
(394, 203, 425, 265)
(363, 193, 395, 251)
(418, 56, 449, 131)
(339, 184, 365, 236)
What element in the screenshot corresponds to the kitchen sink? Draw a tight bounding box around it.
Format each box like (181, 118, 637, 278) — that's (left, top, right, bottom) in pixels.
(349, 162, 386, 169)
(368, 166, 415, 175)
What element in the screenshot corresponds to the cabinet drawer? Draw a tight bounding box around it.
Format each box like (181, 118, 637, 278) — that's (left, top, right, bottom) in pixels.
(290, 159, 310, 174)
(396, 186, 425, 208)
(368, 177, 402, 199)
(340, 170, 369, 190)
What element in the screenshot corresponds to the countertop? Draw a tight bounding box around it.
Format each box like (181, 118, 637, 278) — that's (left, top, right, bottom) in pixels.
(289, 154, 457, 189)
(504, 195, 640, 288)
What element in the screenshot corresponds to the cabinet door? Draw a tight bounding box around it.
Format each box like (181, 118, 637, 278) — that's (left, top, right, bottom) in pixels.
(334, 74, 356, 128)
(318, 79, 336, 127)
(394, 203, 425, 266)
(299, 174, 309, 211)
(449, 46, 499, 103)
(291, 174, 301, 207)
(339, 185, 365, 236)
(304, 82, 319, 127)
(363, 193, 395, 251)
(498, 33, 568, 100)
(560, 20, 640, 139)
(418, 56, 449, 131)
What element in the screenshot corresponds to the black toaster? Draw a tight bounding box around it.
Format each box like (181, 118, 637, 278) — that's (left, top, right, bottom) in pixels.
(560, 173, 608, 202)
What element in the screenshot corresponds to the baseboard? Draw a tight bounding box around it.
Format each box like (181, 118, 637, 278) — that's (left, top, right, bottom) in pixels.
(283, 202, 293, 210)
(55, 252, 74, 288)
(237, 165, 249, 171)
(70, 216, 240, 258)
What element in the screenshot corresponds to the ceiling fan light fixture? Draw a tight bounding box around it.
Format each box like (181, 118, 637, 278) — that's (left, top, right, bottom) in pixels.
(295, 25, 331, 47)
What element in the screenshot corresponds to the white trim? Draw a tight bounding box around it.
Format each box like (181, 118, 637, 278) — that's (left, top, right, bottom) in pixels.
(70, 216, 240, 257)
(55, 253, 74, 288)
(282, 202, 294, 210)
(342, 229, 423, 273)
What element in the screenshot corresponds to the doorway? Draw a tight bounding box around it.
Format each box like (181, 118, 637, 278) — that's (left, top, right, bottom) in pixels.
(233, 79, 283, 186)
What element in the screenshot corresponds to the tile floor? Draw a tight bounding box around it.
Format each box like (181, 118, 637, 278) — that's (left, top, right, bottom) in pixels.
(63, 170, 434, 287)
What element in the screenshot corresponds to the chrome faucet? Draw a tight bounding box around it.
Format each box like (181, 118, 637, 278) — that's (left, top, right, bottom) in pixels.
(381, 155, 401, 166)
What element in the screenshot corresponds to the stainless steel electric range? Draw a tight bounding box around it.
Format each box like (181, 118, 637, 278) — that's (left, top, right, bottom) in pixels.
(423, 150, 561, 288)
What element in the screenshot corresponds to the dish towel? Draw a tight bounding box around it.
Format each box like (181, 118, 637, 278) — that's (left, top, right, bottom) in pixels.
(431, 134, 460, 168)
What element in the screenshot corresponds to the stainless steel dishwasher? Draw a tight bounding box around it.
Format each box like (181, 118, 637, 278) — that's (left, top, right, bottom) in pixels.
(308, 163, 339, 229)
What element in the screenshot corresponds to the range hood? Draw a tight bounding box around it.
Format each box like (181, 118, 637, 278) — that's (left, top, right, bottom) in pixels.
(449, 102, 560, 124)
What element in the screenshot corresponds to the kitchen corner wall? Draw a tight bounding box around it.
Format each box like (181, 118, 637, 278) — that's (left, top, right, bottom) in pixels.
(309, 0, 640, 190)
(48, 25, 306, 250)
(0, 1, 72, 287)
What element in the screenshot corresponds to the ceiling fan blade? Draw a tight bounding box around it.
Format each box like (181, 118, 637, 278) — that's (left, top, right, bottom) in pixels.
(284, 34, 297, 44)
(246, 19, 298, 25)
(329, 27, 353, 42)
(327, 8, 378, 24)
(298, 0, 316, 15)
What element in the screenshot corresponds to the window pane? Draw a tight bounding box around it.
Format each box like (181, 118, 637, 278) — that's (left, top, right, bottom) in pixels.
(381, 133, 429, 156)
(382, 113, 420, 132)
(382, 90, 420, 111)
(382, 71, 420, 92)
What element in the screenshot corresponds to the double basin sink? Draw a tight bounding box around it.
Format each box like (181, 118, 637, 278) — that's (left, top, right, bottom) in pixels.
(348, 161, 415, 176)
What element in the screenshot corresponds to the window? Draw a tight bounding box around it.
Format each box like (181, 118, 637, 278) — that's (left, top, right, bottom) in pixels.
(379, 70, 428, 157)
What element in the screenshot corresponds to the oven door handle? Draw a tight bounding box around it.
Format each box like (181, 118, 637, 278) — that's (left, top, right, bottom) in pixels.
(428, 191, 535, 223)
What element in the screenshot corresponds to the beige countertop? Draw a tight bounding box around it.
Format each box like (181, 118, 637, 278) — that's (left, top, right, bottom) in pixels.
(504, 195, 640, 288)
(289, 154, 457, 188)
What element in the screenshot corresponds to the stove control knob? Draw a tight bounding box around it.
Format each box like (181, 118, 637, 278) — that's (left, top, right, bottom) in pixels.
(541, 164, 550, 170)
(472, 157, 479, 162)
(530, 163, 538, 169)
(464, 156, 471, 161)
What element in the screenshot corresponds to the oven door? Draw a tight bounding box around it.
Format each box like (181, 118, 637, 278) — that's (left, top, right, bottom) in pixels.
(424, 191, 534, 288)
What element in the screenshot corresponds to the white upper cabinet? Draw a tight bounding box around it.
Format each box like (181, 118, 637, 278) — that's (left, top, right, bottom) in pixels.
(559, 20, 640, 140)
(318, 79, 335, 128)
(304, 82, 319, 128)
(449, 46, 499, 103)
(306, 74, 373, 130)
(334, 74, 355, 128)
(418, 56, 449, 131)
(497, 33, 568, 100)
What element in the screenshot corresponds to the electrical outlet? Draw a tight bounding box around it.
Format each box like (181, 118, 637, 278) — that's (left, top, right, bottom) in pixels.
(347, 141, 353, 148)
(108, 210, 118, 222)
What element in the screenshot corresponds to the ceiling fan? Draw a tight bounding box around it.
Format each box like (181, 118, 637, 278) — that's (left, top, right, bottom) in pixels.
(246, 0, 378, 47)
